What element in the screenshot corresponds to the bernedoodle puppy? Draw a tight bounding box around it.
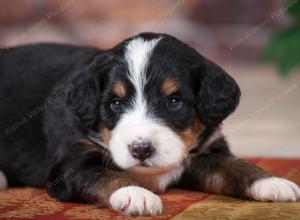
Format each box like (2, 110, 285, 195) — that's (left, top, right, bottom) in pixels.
(0, 33, 299, 216)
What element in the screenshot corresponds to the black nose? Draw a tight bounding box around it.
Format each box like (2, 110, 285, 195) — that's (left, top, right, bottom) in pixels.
(128, 140, 154, 161)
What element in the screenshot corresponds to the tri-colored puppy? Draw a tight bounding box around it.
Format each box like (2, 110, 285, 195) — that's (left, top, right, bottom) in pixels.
(0, 33, 299, 216)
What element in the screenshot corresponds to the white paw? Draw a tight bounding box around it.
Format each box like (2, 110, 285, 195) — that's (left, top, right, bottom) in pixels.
(249, 177, 300, 202)
(109, 186, 163, 216)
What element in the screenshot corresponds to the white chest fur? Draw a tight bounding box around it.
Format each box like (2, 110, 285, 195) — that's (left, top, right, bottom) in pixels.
(128, 165, 185, 192)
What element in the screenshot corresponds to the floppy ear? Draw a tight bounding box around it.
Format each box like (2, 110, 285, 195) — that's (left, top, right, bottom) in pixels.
(195, 59, 241, 126)
(66, 53, 113, 127)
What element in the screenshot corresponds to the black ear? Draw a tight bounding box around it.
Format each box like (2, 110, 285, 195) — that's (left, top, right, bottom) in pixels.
(66, 53, 112, 127)
(195, 59, 241, 126)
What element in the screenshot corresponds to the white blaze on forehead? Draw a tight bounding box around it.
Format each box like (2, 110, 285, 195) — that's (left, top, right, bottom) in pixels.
(124, 37, 161, 113)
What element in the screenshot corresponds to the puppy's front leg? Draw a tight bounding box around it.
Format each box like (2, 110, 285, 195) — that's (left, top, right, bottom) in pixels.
(178, 150, 300, 202)
(46, 151, 162, 216)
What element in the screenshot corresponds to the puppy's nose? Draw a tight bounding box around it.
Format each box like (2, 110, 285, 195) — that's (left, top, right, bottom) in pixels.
(128, 140, 154, 161)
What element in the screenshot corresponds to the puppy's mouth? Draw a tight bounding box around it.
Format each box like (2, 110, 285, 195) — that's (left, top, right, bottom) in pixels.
(127, 162, 177, 175)
(139, 161, 150, 167)
(127, 148, 189, 175)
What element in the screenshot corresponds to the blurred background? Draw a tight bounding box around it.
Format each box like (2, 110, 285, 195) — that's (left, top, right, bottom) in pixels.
(0, 0, 299, 157)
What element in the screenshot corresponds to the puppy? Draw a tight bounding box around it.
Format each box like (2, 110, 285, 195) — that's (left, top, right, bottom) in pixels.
(0, 33, 299, 216)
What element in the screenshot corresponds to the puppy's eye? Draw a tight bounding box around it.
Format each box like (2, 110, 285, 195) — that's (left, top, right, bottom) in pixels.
(110, 99, 124, 113)
(166, 96, 182, 111)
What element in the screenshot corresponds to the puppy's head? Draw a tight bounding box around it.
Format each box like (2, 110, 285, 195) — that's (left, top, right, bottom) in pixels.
(67, 33, 240, 173)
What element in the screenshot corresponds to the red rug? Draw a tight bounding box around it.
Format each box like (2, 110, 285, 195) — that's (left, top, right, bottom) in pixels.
(0, 158, 299, 220)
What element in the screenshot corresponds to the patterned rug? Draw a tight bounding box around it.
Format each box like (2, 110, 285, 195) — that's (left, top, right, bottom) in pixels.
(0, 158, 299, 220)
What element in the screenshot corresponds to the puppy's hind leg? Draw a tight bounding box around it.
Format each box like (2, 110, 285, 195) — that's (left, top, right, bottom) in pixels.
(0, 170, 8, 190)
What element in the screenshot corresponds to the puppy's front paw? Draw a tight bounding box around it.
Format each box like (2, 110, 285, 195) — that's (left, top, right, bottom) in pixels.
(249, 177, 300, 202)
(109, 186, 163, 216)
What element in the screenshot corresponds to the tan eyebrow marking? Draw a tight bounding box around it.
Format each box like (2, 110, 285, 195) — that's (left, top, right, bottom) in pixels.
(162, 76, 178, 95)
(113, 80, 127, 98)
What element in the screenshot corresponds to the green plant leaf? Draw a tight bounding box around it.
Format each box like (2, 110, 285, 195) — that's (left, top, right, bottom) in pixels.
(287, 0, 300, 19)
(263, 22, 300, 76)
(278, 51, 300, 76)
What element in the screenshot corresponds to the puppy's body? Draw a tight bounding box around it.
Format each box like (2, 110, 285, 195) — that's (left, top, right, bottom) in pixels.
(0, 44, 100, 187)
(0, 33, 299, 216)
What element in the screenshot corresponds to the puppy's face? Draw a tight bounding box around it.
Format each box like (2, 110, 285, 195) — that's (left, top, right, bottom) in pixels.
(68, 33, 240, 173)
